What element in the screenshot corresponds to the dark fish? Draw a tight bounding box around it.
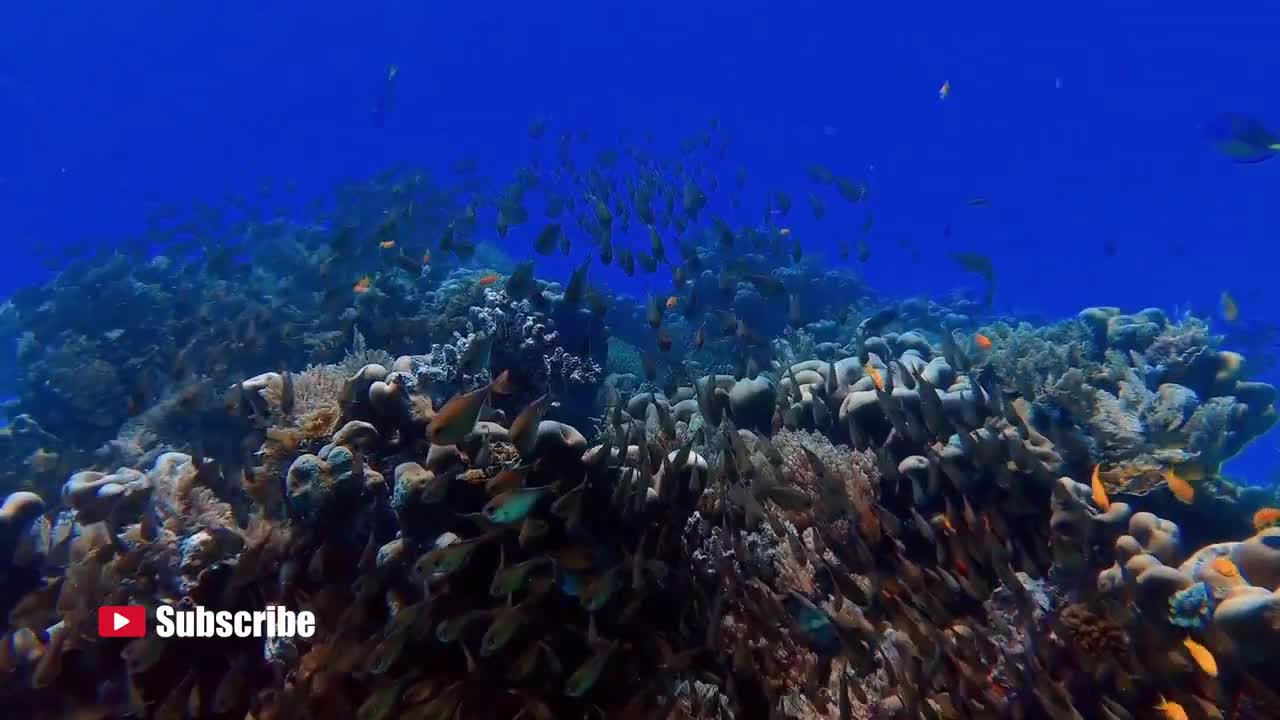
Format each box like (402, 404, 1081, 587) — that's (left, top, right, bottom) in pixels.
(718, 268, 738, 298)
(506, 261, 535, 300)
(618, 247, 635, 276)
(672, 263, 689, 289)
(637, 251, 658, 273)
(788, 293, 802, 326)
(773, 190, 792, 215)
(682, 285, 702, 317)
(451, 238, 476, 259)
(564, 257, 591, 304)
(599, 230, 614, 266)
(496, 207, 511, 238)
(648, 226, 666, 261)
(391, 252, 422, 274)
(809, 164, 834, 184)
(586, 290, 608, 319)
(952, 251, 996, 306)
(280, 371, 295, 418)
(682, 181, 706, 219)
(642, 352, 658, 381)
(858, 307, 898, 338)
(1103, 238, 1118, 257)
(430, 385, 492, 445)
(678, 240, 700, 264)
(329, 223, 359, 256)
(857, 239, 871, 263)
(791, 240, 802, 263)
(534, 223, 561, 255)
(592, 197, 613, 227)
(528, 117, 547, 139)
(647, 294, 664, 329)
(440, 223, 458, 253)
(809, 193, 826, 220)
(634, 192, 655, 226)
(656, 328, 674, 352)
(747, 274, 786, 298)
(835, 178, 867, 202)
(1203, 112, 1280, 163)
(713, 217, 735, 248)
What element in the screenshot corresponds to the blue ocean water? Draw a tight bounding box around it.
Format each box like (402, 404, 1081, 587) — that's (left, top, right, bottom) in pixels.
(1, 3, 1276, 480)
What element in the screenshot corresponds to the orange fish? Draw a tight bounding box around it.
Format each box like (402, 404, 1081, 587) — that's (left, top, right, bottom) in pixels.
(491, 369, 515, 396)
(478, 273, 500, 286)
(1182, 637, 1218, 677)
(974, 333, 993, 351)
(379, 240, 396, 249)
(422, 251, 432, 265)
(1221, 291, 1239, 323)
(939, 515, 956, 535)
(1253, 507, 1280, 532)
(353, 276, 372, 294)
(1153, 696, 1187, 720)
(865, 363, 884, 391)
(1164, 468, 1195, 504)
(1209, 556, 1239, 579)
(694, 323, 705, 351)
(1090, 465, 1110, 511)
(665, 296, 679, 309)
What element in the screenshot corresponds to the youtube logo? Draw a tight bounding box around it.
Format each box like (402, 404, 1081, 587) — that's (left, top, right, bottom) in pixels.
(98, 606, 147, 638)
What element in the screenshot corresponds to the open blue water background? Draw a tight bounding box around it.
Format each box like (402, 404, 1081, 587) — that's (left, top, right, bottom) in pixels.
(1, 2, 1276, 480)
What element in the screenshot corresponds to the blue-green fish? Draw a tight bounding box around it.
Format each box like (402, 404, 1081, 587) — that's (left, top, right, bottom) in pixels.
(490, 550, 555, 598)
(413, 534, 492, 580)
(565, 641, 618, 697)
(480, 603, 527, 656)
(483, 486, 553, 525)
(363, 630, 407, 675)
(435, 608, 494, 644)
(579, 566, 623, 612)
(1203, 112, 1280, 163)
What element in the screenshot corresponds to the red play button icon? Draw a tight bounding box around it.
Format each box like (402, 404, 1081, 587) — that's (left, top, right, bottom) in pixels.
(98, 606, 147, 638)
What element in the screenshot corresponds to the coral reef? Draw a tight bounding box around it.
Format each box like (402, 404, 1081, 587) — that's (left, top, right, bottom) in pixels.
(0, 110, 1277, 720)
